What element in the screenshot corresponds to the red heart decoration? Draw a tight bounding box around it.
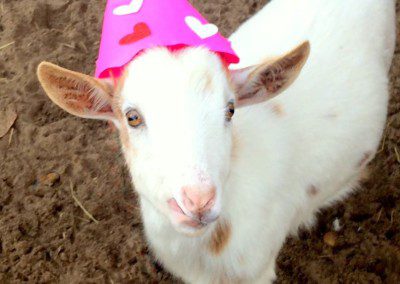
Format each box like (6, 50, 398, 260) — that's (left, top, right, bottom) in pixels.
(119, 22, 151, 45)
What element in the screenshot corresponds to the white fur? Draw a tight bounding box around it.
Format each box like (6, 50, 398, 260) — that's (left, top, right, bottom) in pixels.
(116, 0, 396, 283)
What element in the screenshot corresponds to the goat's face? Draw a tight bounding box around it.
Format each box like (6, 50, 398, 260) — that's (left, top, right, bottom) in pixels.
(37, 43, 310, 236)
(118, 48, 234, 235)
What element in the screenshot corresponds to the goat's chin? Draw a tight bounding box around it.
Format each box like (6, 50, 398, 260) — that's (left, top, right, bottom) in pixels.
(173, 223, 209, 237)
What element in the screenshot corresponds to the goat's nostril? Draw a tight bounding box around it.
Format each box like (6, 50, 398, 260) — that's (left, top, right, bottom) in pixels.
(182, 185, 216, 213)
(203, 197, 215, 210)
(188, 198, 195, 207)
(183, 189, 195, 208)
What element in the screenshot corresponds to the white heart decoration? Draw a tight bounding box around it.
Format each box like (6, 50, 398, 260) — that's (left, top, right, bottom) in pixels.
(113, 0, 144, 16)
(185, 16, 219, 39)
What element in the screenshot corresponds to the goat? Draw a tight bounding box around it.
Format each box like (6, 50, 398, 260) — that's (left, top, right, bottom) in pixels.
(36, 0, 396, 282)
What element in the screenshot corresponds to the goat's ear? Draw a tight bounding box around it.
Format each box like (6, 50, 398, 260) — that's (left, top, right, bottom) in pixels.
(37, 62, 118, 123)
(231, 41, 310, 108)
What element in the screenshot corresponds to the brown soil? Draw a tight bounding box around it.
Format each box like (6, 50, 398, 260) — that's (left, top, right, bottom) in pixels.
(0, 0, 399, 283)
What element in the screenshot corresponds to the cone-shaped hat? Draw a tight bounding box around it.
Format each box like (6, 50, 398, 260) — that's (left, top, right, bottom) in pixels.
(96, 0, 240, 78)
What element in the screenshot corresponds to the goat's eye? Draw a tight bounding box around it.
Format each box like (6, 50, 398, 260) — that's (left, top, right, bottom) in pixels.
(126, 109, 144, 128)
(225, 101, 235, 122)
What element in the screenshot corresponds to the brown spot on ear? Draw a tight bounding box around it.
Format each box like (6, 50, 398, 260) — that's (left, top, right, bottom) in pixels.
(359, 151, 373, 168)
(307, 185, 319, 197)
(47, 73, 111, 114)
(209, 219, 231, 256)
(278, 42, 310, 70)
(258, 68, 286, 94)
(271, 104, 285, 116)
(250, 42, 309, 90)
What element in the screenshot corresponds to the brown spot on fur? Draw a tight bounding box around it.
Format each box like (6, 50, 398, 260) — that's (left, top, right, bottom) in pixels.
(209, 220, 231, 256)
(217, 275, 233, 284)
(118, 121, 131, 150)
(204, 71, 214, 93)
(109, 70, 134, 151)
(230, 131, 241, 161)
(238, 255, 246, 265)
(107, 121, 117, 133)
(114, 69, 129, 96)
(359, 151, 373, 168)
(271, 104, 285, 116)
(106, 74, 133, 152)
(325, 113, 338, 119)
(307, 185, 320, 197)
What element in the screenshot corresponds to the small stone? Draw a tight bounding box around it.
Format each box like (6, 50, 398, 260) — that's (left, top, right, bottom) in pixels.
(15, 240, 31, 255)
(39, 173, 60, 186)
(41, 271, 52, 282)
(333, 218, 342, 232)
(59, 252, 68, 262)
(323, 232, 337, 247)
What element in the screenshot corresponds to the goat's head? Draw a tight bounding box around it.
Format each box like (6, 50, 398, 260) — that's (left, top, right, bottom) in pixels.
(37, 42, 309, 236)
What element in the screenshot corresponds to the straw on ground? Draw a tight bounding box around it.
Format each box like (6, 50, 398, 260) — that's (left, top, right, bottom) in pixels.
(394, 146, 400, 164)
(378, 119, 393, 153)
(8, 128, 14, 145)
(70, 181, 99, 224)
(0, 41, 15, 51)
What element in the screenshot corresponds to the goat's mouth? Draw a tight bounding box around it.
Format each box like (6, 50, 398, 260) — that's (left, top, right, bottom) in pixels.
(168, 198, 219, 230)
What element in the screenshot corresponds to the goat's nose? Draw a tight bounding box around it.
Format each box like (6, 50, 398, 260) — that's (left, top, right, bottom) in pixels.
(181, 185, 216, 214)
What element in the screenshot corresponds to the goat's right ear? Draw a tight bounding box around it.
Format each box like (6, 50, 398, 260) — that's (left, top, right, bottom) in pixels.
(37, 62, 118, 124)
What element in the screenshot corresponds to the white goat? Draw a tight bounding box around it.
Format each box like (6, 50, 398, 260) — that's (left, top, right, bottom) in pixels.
(37, 0, 396, 283)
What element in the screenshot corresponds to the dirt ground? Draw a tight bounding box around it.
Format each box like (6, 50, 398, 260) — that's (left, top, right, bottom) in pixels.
(0, 0, 399, 283)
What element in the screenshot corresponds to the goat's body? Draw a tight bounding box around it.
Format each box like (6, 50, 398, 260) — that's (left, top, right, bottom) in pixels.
(141, 0, 396, 283)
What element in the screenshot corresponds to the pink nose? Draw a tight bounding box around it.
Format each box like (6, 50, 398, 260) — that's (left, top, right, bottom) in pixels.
(182, 185, 216, 214)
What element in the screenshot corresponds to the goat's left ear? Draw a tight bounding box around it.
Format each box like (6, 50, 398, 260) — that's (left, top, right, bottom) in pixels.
(231, 41, 310, 108)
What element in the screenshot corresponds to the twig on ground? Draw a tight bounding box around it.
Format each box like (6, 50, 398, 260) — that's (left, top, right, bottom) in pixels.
(8, 127, 14, 145)
(0, 41, 15, 51)
(318, 255, 333, 259)
(375, 207, 383, 223)
(378, 135, 387, 153)
(72, 215, 91, 223)
(70, 181, 99, 224)
(62, 43, 75, 49)
(394, 146, 400, 164)
(378, 120, 393, 153)
(78, 41, 88, 53)
(390, 210, 395, 226)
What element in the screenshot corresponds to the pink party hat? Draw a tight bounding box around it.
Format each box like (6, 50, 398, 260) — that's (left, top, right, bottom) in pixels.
(95, 0, 240, 78)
